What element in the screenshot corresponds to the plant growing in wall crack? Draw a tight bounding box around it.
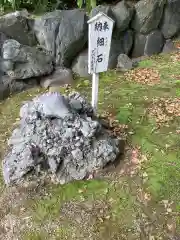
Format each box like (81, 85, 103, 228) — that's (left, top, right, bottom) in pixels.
(77, 0, 96, 12)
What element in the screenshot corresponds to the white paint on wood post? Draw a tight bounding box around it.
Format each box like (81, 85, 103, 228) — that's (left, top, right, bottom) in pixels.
(91, 73, 99, 112)
(88, 12, 114, 112)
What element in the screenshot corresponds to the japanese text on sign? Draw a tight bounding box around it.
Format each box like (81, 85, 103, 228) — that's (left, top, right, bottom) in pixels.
(88, 13, 114, 74)
(94, 21, 109, 31)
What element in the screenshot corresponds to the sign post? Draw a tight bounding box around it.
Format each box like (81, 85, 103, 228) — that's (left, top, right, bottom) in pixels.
(88, 12, 114, 113)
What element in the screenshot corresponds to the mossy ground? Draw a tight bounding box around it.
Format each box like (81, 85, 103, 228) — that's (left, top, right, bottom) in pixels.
(0, 49, 180, 239)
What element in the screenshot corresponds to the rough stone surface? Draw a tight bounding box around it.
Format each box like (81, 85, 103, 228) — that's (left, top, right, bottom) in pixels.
(4, 9, 30, 18)
(2, 39, 54, 79)
(144, 30, 164, 56)
(120, 30, 134, 55)
(131, 33, 146, 58)
(0, 32, 9, 50)
(108, 39, 124, 69)
(0, 74, 38, 100)
(90, 5, 114, 19)
(109, 30, 133, 68)
(132, 30, 164, 58)
(72, 49, 89, 78)
(0, 74, 10, 100)
(117, 54, 133, 71)
(31, 9, 88, 67)
(0, 58, 13, 73)
(160, 0, 180, 39)
(40, 67, 73, 88)
(162, 39, 178, 53)
(0, 12, 36, 46)
(176, 33, 180, 40)
(131, 0, 166, 34)
(2, 92, 120, 185)
(112, 1, 134, 32)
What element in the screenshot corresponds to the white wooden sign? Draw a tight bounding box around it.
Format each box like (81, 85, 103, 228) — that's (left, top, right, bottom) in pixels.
(87, 12, 114, 112)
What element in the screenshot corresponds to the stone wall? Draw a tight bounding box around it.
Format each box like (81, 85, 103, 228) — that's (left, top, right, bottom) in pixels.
(73, 0, 180, 76)
(0, 0, 180, 98)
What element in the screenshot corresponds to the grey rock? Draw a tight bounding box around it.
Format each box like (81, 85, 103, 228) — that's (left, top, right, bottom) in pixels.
(109, 30, 133, 68)
(31, 9, 88, 67)
(109, 41, 123, 68)
(8, 128, 24, 146)
(10, 78, 38, 93)
(2, 39, 21, 60)
(144, 30, 164, 56)
(117, 54, 133, 71)
(0, 74, 38, 100)
(0, 32, 9, 50)
(80, 121, 94, 138)
(56, 10, 88, 67)
(72, 49, 89, 77)
(176, 32, 180, 40)
(40, 67, 73, 88)
(131, 0, 166, 34)
(69, 99, 82, 112)
(2, 39, 53, 79)
(33, 92, 72, 119)
(48, 157, 58, 173)
(162, 39, 178, 53)
(112, 1, 134, 32)
(29, 14, 60, 58)
(90, 5, 114, 19)
(132, 30, 164, 58)
(19, 102, 38, 124)
(63, 128, 74, 138)
(131, 33, 146, 58)
(2, 144, 36, 184)
(0, 74, 10, 100)
(2, 92, 121, 185)
(160, 0, 180, 39)
(71, 149, 83, 161)
(0, 12, 36, 46)
(122, 30, 134, 55)
(0, 58, 13, 73)
(68, 92, 94, 116)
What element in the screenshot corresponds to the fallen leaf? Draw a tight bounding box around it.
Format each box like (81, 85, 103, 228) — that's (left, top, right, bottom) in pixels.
(149, 235, 155, 240)
(80, 195, 85, 201)
(131, 149, 139, 164)
(142, 172, 148, 178)
(171, 51, 180, 62)
(98, 217, 104, 223)
(144, 192, 151, 201)
(167, 208, 172, 213)
(148, 97, 180, 125)
(125, 68, 161, 86)
(167, 219, 176, 235)
(78, 189, 84, 193)
(162, 199, 169, 208)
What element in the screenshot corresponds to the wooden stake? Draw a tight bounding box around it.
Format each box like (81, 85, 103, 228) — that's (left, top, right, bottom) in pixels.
(91, 73, 99, 113)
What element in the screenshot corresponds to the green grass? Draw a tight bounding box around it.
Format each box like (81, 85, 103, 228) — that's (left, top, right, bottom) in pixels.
(23, 231, 49, 240)
(0, 50, 180, 239)
(30, 180, 109, 222)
